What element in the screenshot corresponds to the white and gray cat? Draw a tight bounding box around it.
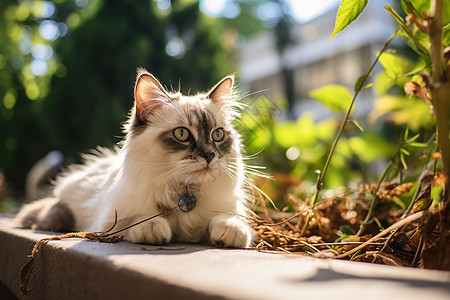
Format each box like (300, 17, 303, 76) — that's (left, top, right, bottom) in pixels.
(15, 68, 254, 248)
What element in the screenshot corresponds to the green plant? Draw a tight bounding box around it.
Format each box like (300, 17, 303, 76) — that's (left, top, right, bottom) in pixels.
(306, 0, 450, 269)
(237, 96, 393, 205)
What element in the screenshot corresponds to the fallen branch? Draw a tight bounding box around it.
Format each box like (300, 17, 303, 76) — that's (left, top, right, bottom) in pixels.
(334, 210, 427, 259)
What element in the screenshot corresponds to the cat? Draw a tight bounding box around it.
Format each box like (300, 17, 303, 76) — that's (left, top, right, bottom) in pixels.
(15, 68, 254, 248)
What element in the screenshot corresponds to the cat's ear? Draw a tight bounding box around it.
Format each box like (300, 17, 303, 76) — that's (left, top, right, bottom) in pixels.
(134, 68, 169, 119)
(207, 74, 235, 107)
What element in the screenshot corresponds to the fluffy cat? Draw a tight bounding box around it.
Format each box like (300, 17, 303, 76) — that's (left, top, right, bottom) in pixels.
(15, 68, 254, 248)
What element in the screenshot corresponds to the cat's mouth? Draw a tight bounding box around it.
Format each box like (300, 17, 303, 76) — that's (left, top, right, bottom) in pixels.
(187, 164, 217, 182)
(191, 166, 213, 176)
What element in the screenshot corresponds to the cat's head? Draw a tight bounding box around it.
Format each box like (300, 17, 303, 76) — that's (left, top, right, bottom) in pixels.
(123, 68, 241, 185)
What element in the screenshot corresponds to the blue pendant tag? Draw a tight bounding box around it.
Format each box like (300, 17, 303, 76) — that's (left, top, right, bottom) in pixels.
(178, 195, 197, 212)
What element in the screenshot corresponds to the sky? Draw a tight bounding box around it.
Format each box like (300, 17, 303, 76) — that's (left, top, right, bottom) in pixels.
(200, 0, 340, 23)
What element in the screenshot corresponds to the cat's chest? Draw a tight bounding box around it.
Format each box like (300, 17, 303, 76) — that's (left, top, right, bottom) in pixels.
(167, 207, 210, 242)
(162, 179, 237, 241)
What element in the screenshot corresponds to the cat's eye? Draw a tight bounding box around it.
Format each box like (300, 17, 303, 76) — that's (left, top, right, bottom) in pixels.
(173, 127, 190, 142)
(212, 128, 225, 142)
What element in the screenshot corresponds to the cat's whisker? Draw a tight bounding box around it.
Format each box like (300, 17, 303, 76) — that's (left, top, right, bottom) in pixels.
(233, 118, 246, 129)
(243, 150, 265, 160)
(224, 162, 274, 207)
(227, 161, 271, 180)
(214, 99, 241, 121)
(185, 102, 192, 122)
(239, 89, 270, 100)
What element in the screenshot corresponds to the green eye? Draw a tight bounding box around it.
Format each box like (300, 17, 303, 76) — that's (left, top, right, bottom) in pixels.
(212, 128, 225, 142)
(173, 127, 190, 142)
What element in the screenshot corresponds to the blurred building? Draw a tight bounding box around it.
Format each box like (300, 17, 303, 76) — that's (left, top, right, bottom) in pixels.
(239, 1, 396, 120)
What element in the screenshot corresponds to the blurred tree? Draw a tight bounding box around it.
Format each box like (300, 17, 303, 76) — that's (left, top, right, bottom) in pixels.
(213, 0, 296, 116)
(272, 0, 295, 118)
(0, 0, 231, 193)
(216, 0, 267, 38)
(0, 0, 78, 193)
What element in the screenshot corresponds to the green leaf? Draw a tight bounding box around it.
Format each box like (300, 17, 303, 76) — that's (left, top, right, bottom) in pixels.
(378, 52, 415, 83)
(403, 128, 409, 140)
(331, 0, 369, 40)
(354, 74, 367, 91)
(373, 217, 385, 231)
(409, 142, 427, 148)
(400, 152, 408, 169)
(341, 225, 356, 235)
(273, 122, 299, 148)
(370, 95, 435, 131)
(413, 197, 432, 212)
(391, 196, 406, 210)
(348, 134, 394, 163)
(309, 84, 353, 114)
(352, 120, 364, 132)
(431, 185, 443, 202)
(400, 147, 410, 156)
(408, 133, 420, 143)
(374, 71, 395, 94)
(354, 74, 373, 92)
(362, 83, 373, 90)
(385, 5, 429, 57)
(400, 0, 429, 19)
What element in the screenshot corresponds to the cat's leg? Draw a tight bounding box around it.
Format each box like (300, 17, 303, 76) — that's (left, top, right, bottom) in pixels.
(15, 197, 75, 232)
(121, 216, 172, 245)
(209, 213, 253, 248)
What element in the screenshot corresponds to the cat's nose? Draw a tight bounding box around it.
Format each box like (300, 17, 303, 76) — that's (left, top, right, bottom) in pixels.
(199, 151, 215, 164)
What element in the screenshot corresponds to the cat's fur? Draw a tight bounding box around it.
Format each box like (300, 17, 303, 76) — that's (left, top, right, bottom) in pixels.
(15, 68, 254, 248)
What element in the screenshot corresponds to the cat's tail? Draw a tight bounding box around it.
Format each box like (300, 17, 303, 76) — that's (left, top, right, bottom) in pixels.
(15, 197, 75, 232)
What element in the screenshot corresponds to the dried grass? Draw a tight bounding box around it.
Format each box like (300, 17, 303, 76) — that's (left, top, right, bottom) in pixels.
(250, 181, 447, 269)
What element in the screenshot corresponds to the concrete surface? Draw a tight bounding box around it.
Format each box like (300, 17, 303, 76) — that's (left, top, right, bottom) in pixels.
(1, 216, 449, 300)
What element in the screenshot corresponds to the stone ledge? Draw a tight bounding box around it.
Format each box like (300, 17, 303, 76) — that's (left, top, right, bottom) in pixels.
(1, 216, 450, 300)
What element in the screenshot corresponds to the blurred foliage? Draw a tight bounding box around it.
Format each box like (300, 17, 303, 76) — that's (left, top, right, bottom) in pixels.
(0, 0, 232, 192)
(309, 84, 354, 115)
(239, 0, 449, 206)
(238, 96, 395, 206)
(370, 51, 435, 131)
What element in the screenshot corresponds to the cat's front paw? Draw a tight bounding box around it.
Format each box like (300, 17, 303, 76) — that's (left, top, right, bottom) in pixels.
(209, 214, 253, 248)
(124, 217, 172, 245)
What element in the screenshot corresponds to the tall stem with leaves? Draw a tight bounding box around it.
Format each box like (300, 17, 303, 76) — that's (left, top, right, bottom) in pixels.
(428, 0, 450, 269)
(299, 33, 397, 236)
(430, 0, 450, 178)
(356, 161, 392, 236)
(356, 129, 426, 236)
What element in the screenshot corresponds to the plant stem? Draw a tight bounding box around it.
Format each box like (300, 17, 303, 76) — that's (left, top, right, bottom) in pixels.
(430, 0, 450, 175)
(379, 180, 423, 251)
(384, 5, 429, 57)
(356, 159, 393, 236)
(359, 132, 436, 238)
(429, 0, 450, 270)
(299, 32, 397, 237)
